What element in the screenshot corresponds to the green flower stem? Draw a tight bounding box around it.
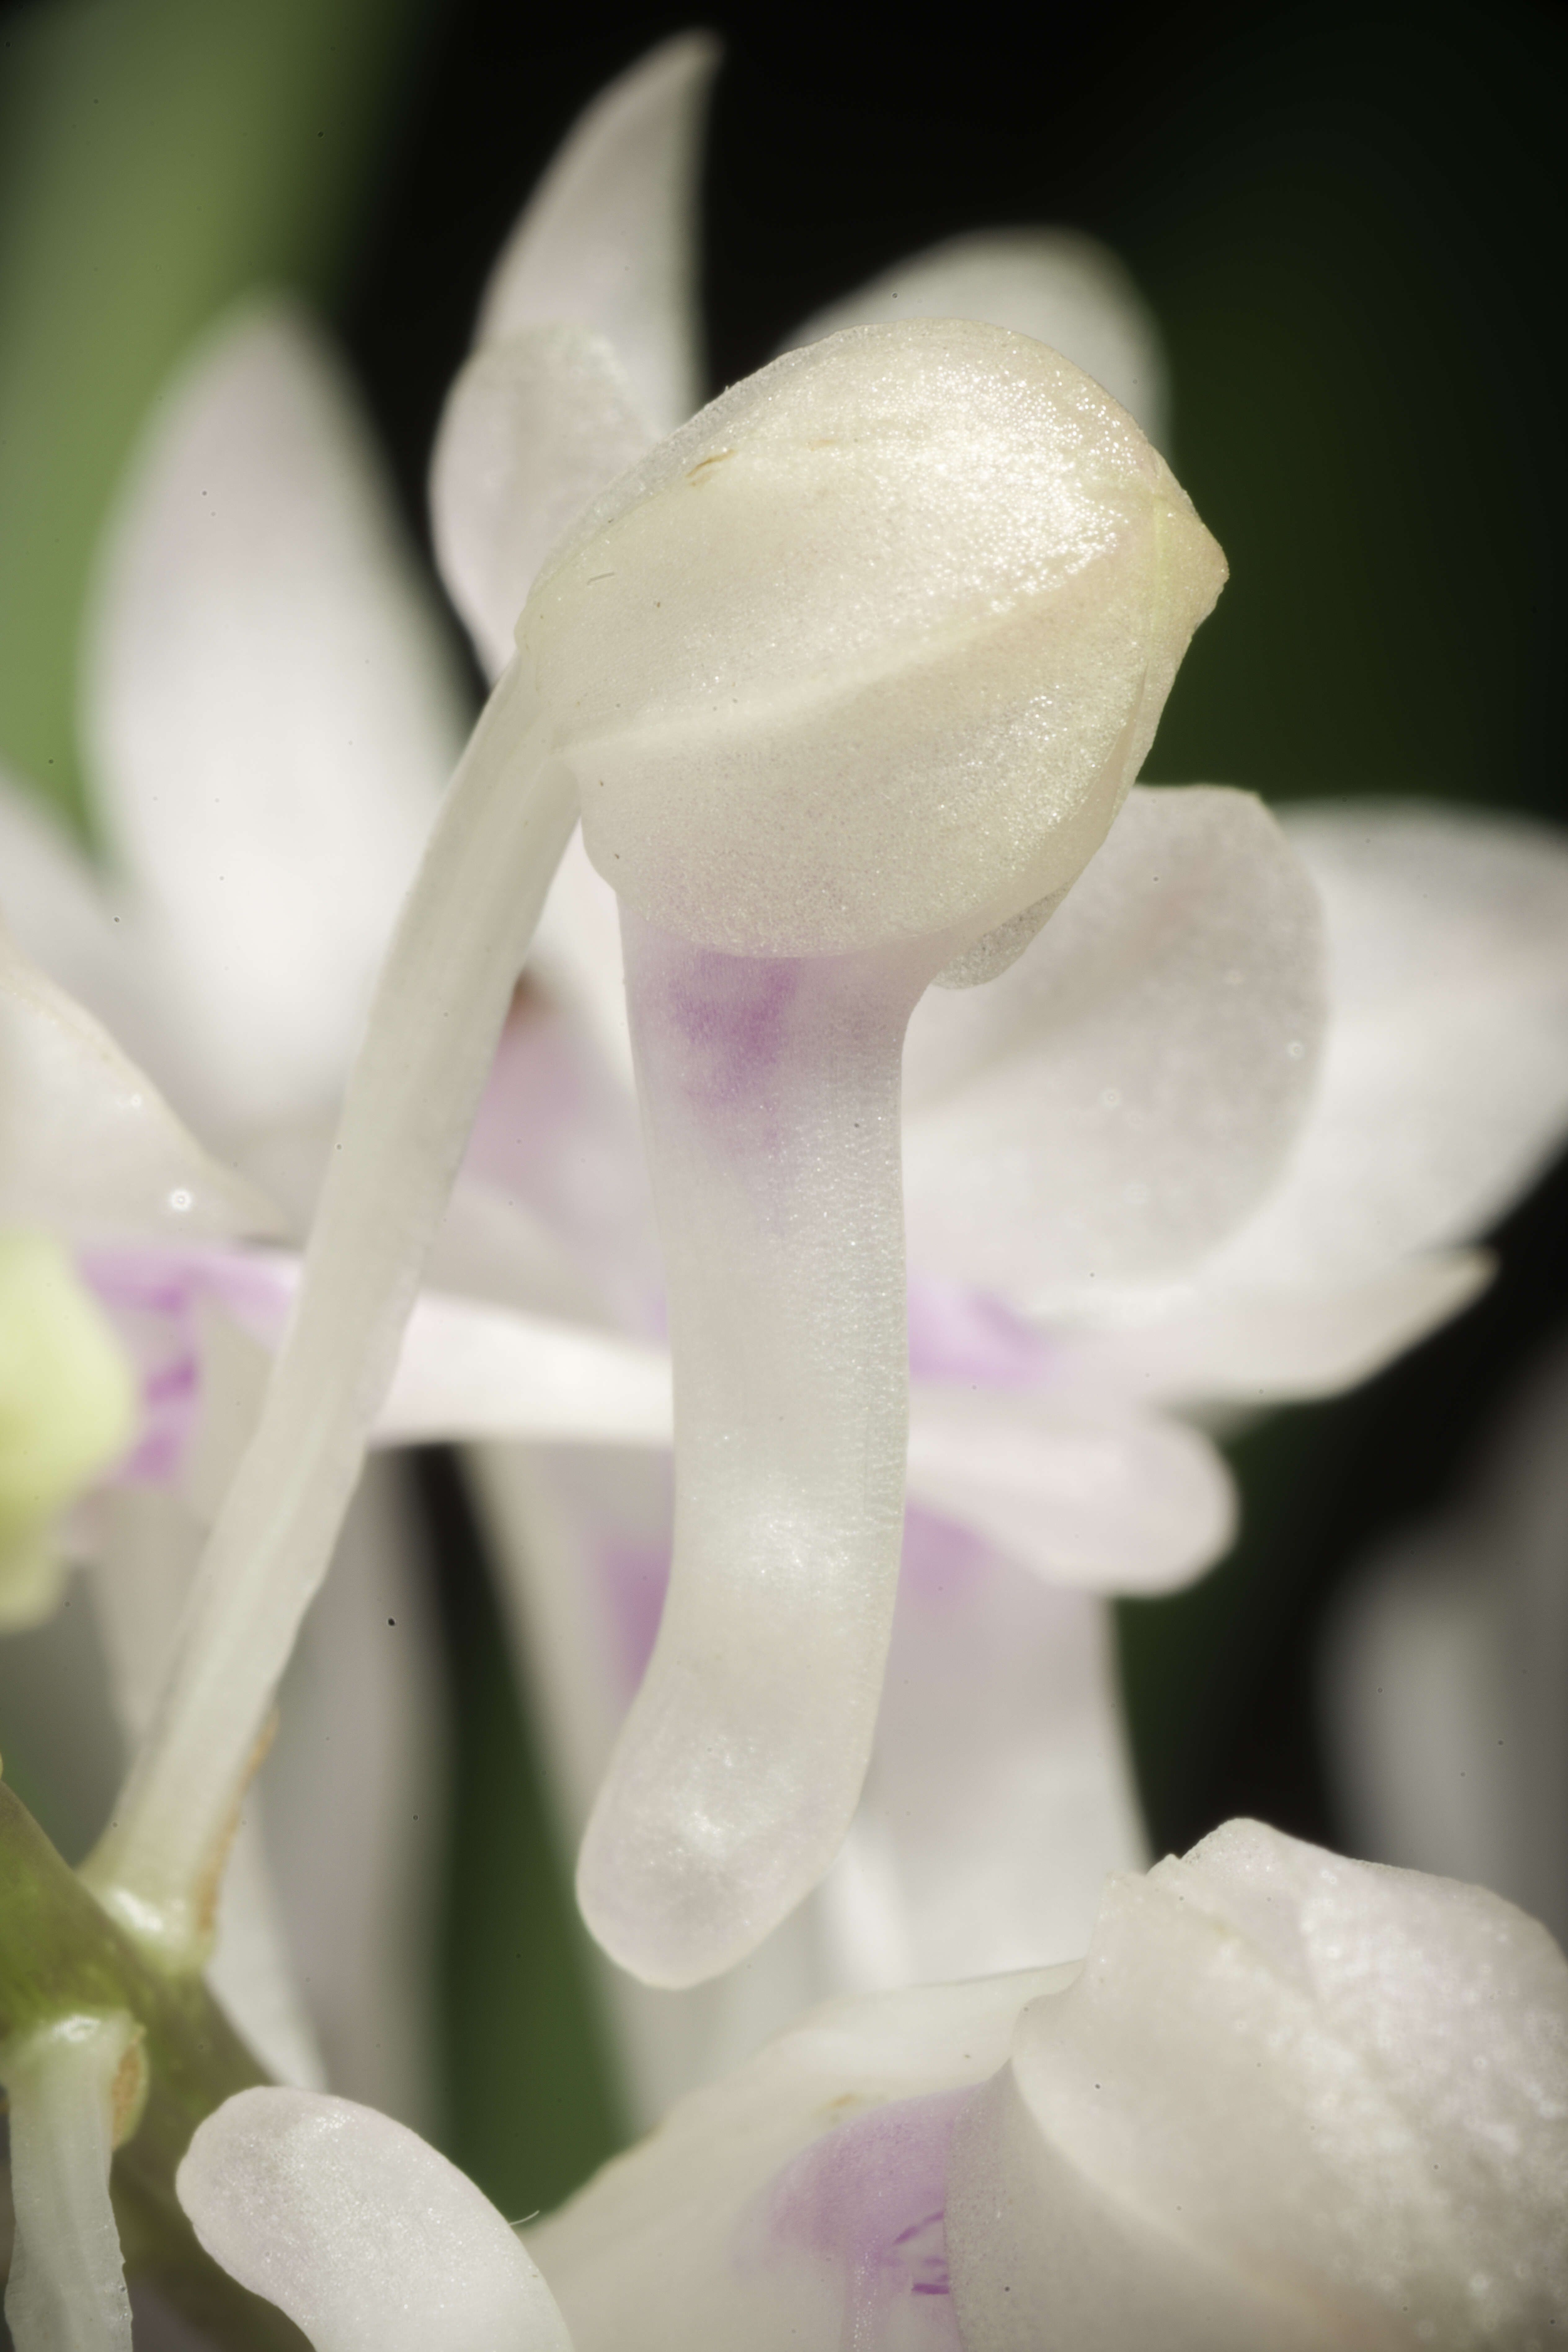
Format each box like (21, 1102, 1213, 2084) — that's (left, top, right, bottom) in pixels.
(0, 1777, 304, 2350)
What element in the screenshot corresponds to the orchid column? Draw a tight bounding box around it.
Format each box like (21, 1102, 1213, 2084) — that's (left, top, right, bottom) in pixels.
(88, 319, 1224, 1988)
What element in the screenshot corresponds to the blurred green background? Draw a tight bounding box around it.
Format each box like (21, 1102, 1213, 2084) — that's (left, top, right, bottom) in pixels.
(0, 0, 1563, 2232)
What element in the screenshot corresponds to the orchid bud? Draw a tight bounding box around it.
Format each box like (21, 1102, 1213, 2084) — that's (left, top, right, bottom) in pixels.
(948, 1820, 1568, 2349)
(526, 318, 1224, 966)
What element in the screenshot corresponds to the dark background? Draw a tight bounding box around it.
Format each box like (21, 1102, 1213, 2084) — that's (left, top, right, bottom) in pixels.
(0, 0, 1564, 2224)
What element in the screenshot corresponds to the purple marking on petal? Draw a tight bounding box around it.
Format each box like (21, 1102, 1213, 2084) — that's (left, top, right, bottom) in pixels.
(746, 2087, 973, 2347)
(74, 1246, 295, 1489)
(907, 1273, 1054, 1390)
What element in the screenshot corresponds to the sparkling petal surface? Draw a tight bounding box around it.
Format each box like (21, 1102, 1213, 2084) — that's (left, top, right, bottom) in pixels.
(177, 2089, 572, 2352)
(785, 227, 1168, 447)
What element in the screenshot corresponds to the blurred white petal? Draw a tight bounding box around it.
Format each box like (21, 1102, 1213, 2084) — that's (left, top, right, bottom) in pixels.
(853, 1520, 1146, 1979)
(432, 326, 653, 681)
(1325, 1332, 1568, 1949)
(84, 301, 468, 1134)
(178, 2089, 572, 2352)
(206, 1810, 327, 2091)
(785, 228, 1168, 446)
(478, 34, 717, 435)
(376, 1290, 671, 1446)
(1069, 1247, 1493, 1408)
(1213, 801, 1568, 1289)
(0, 919, 280, 1241)
(907, 1386, 1235, 1594)
(903, 786, 1326, 1307)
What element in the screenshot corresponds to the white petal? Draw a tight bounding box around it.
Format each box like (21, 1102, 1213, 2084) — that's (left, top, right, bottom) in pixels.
(432, 326, 653, 681)
(478, 34, 718, 435)
(206, 1808, 327, 2091)
(177, 2089, 572, 2352)
(375, 1289, 671, 1446)
(530, 1968, 1070, 2352)
(84, 301, 468, 1133)
(907, 1385, 1235, 1594)
(1213, 800, 1568, 1289)
(0, 919, 280, 1240)
(785, 228, 1168, 447)
(903, 786, 1326, 1308)
(1068, 1248, 1493, 1408)
(851, 1529, 1146, 1980)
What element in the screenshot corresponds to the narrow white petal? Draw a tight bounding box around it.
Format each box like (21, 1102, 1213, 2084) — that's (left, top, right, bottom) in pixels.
(478, 34, 718, 434)
(1214, 801, 1568, 1289)
(0, 920, 280, 1241)
(84, 301, 469, 1132)
(785, 228, 1169, 446)
(3, 2013, 139, 2352)
(903, 787, 1326, 1309)
(907, 1386, 1236, 1594)
(432, 326, 653, 681)
(375, 1290, 672, 1446)
(178, 2089, 572, 2352)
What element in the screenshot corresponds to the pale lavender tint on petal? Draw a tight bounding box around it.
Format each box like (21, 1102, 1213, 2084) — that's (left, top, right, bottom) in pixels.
(748, 2087, 973, 2345)
(464, 990, 663, 1334)
(906, 1274, 1055, 1390)
(74, 1246, 293, 1484)
(897, 1504, 997, 1609)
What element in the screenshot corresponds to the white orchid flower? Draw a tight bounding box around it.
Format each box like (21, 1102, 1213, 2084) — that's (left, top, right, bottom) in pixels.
(175, 1820, 1568, 2349)
(82, 215, 1228, 2007)
(1327, 1325, 1568, 1953)
(422, 33, 1568, 2106)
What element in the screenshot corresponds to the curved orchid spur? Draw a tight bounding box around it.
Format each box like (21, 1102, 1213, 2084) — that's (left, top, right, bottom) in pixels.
(79, 296, 1225, 1994)
(177, 1822, 1568, 2350)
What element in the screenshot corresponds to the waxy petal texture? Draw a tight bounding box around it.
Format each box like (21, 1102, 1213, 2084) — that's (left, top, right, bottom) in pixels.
(786, 228, 1168, 448)
(178, 2089, 573, 2352)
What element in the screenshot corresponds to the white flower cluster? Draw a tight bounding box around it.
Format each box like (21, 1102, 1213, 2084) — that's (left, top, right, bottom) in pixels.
(2, 33, 1566, 2352)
